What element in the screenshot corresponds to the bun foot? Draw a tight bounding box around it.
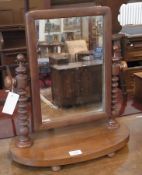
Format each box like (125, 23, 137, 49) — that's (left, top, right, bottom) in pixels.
(108, 152, 115, 158)
(51, 165, 61, 171)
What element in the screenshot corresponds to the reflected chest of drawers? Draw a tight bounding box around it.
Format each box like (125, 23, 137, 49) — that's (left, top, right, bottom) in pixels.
(51, 60, 102, 107)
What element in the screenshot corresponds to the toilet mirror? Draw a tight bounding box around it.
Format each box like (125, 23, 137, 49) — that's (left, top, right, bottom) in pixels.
(25, 6, 112, 130)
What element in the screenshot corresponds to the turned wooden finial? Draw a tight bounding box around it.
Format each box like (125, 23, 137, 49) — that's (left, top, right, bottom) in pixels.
(17, 53, 25, 61)
(16, 53, 26, 67)
(16, 54, 32, 148)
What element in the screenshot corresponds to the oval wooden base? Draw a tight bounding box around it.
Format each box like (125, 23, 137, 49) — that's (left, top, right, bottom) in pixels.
(10, 119, 129, 169)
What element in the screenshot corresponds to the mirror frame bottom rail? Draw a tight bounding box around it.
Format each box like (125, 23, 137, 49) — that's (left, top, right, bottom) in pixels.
(40, 112, 107, 130)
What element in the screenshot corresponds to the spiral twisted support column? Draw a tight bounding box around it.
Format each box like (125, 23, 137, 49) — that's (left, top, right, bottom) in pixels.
(15, 54, 32, 148)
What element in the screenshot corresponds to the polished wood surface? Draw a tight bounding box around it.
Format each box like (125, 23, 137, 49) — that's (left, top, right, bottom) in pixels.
(5, 4, 129, 170)
(12, 6, 123, 170)
(122, 36, 142, 62)
(134, 72, 142, 102)
(123, 66, 142, 96)
(122, 35, 142, 96)
(10, 118, 129, 169)
(15, 54, 32, 148)
(0, 0, 51, 25)
(0, 114, 141, 174)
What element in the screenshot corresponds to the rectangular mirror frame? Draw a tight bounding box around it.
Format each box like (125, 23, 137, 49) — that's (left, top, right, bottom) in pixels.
(25, 6, 112, 131)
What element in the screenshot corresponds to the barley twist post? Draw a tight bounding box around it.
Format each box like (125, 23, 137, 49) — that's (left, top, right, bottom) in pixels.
(16, 54, 32, 148)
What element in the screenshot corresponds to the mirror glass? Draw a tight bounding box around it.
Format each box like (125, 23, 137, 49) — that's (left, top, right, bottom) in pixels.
(35, 16, 104, 123)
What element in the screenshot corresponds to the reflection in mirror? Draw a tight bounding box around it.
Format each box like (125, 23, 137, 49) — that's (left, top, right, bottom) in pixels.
(35, 16, 104, 123)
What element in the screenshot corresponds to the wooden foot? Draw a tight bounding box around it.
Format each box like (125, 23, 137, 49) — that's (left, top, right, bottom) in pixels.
(16, 138, 33, 148)
(107, 152, 115, 158)
(51, 166, 61, 172)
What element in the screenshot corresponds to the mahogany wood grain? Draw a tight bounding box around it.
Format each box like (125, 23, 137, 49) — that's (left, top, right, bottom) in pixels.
(9, 5, 130, 170)
(121, 36, 142, 96)
(0, 114, 141, 174)
(15, 54, 32, 148)
(134, 72, 142, 102)
(10, 118, 129, 169)
(25, 6, 112, 131)
(108, 34, 123, 129)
